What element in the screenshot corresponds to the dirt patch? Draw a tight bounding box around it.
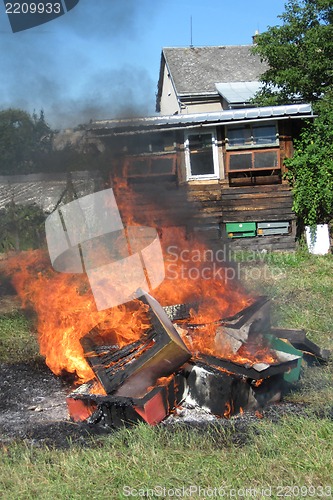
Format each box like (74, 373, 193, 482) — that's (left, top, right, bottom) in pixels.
(2, 360, 330, 450)
(0, 361, 110, 448)
(0, 296, 22, 315)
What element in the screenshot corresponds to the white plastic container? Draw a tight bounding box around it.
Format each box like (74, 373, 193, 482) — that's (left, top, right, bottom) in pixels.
(305, 224, 330, 255)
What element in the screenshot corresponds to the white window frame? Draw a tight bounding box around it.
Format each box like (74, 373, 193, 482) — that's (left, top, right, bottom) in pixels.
(185, 128, 220, 180)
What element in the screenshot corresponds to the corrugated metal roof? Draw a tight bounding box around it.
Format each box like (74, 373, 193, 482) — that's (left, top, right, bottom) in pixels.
(88, 104, 313, 132)
(215, 81, 262, 104)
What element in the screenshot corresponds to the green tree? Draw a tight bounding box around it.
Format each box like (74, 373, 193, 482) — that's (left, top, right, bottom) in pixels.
(0, 108, 52, 174)
(284, 91, 333, 227)
(252, 0, 333, 103)
(0, 201, 46, 251)
(252, 0, 333, 228)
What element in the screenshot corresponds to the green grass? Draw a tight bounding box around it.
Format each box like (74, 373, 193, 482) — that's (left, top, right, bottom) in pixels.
(0, 250, 332, 498)
(0, 312, 40, 364)
(284, 360, 333, 412)
(0, 418, 332, 498)
(238, 251, 333, 348)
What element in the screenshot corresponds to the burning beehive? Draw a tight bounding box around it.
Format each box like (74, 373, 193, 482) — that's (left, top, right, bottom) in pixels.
(65, 290, 311, 426)
(3, 185, 330, 428)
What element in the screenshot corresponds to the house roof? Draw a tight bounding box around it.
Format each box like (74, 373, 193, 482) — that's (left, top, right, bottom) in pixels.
(215, 81, 263, 106)
(88, 104, 313, 135)
(157, 45, 268, 103)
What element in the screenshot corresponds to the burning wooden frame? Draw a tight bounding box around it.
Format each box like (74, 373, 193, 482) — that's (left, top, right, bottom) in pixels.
(66, 291, 330, 426)
(80, 290, 191, 398)
(67, 373, 186, 426)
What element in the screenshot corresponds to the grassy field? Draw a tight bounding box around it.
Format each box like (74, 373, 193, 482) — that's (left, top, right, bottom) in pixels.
(238, 249, 333, 346)
(1, 418, 332, 499)
(0, 312, 39, 364)
(0, 250, 332, 499)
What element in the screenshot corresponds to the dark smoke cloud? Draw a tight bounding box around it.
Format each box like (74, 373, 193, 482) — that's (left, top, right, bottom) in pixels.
(0, 0, 158, 129)
(48, 66, 155, 127)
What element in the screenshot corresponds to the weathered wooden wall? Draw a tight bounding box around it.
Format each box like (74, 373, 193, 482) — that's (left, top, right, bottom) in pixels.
(95, 119, 300, 251)
(112, 169, 296, 251)
(220, 183, 294, 222)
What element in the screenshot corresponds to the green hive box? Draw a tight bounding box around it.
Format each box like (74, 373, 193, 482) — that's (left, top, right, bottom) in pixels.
(226, 222, 256, 238)
(266, 335, 303, 383)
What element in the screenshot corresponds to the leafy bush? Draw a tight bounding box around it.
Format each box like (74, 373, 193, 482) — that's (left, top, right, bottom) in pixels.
(284, 93, 333, 227)
(0, 202, 47, 251)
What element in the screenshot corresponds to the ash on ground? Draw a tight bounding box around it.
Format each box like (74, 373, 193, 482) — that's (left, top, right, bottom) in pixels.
(1, 361, 328, 449)
(0, 361, 111, 448)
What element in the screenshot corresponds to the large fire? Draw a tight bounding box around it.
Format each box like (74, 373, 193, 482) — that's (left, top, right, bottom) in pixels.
(3, 183, 265, 383)
(4, 228, 253, 382)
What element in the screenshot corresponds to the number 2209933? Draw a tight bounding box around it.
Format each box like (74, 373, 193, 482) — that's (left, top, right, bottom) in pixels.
(5, 3, 62, 14)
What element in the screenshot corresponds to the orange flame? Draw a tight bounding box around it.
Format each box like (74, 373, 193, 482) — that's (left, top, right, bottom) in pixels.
(4, 250, 150, 383)
(3, 181, 270, 384)
(224, 401, 233, 419)
(253, 378, 265, 387)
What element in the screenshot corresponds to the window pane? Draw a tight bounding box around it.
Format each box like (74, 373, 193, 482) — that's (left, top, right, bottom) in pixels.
(188, 134, 212, 151)
(190, 151, 215, 175)
(127, 159, 150, 175)
(228, 126, 252, 146)
(229, 153, 252, 171)
(188, 134, 215, 176)
(254, 150, 279, 169)
(151, 158, 174, 174)
(151, 132, 176, 152)
(253, 125, 277, 145)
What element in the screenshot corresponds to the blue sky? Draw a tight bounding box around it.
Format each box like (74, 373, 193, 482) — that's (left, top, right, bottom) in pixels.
(0, 0, 287, 128)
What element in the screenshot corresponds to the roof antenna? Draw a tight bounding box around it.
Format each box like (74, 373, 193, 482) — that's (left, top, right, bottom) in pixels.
(190, 16, 193, 47)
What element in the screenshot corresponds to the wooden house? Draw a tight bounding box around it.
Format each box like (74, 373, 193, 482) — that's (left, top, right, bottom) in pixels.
(86, 45, 314, 251)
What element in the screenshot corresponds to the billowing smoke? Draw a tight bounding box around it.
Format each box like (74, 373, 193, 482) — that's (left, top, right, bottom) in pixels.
(0, 0, 157, 128)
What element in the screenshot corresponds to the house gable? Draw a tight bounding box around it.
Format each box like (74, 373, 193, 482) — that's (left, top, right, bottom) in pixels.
(156, 45, 268, 114)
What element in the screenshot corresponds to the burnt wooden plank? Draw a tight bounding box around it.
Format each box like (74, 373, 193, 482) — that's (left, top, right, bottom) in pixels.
(197, 353, 300, 380)
(223, 214, 296, 222)
(222, 207, 293, 216)
(222, 199, 293, 209)
(186, 193, 222, 202)
(224, 235, 296, 251)
(192, 214, 223, 223)
(221, 191, 293, 201)
(222, 209, 294, 217)
(222, 206, 295, 213)
(222, 204, 294, 213)
(128, 175, 177, 184)
(186, 185, 221, 193)
(221, 185, 292, 196)
(186, 182, 221, 191)
(222, 207, 293, 215)
(191, 205, 223, 213)
(222, 208, 293, 217)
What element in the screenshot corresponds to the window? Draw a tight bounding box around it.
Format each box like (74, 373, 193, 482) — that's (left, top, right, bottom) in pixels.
(225, 121, 281, 186)
(125, 155, 176, 178)
(228, 150, 279, 172)
(226, 123, 278, 149)
(185, 129, 219, 180)
(120, 132, 176, 155)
